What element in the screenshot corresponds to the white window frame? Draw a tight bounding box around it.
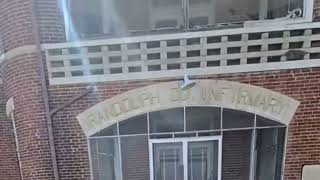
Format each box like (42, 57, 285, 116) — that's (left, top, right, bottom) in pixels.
(244, 0, 314, 27)
(149, 136, 222, 180)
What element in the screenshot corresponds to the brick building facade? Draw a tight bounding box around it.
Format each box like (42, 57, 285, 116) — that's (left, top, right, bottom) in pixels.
(0, 0, 320, 180)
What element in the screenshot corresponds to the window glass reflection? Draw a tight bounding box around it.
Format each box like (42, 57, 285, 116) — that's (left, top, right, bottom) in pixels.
(149, 108, 184, 133)
(256, 115, 285, 127)
(223, 108, 254, 129)
(119, 114, 148, 135)
(186, 106, 221, 131)
(255, 128, 286, 180)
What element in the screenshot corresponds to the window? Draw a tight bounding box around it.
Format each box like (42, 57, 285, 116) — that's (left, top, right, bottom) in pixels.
(65, 0, 308, 40)
(89, 107, 287, 180)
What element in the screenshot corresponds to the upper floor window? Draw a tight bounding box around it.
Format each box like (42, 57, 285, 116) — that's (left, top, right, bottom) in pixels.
(64, 0, 310, 40)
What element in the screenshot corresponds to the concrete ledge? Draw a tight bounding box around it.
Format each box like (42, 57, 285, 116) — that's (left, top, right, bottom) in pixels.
(49, 59, 320, 85)
(0, 45, 38, 64)
(302, 165, 320, 180)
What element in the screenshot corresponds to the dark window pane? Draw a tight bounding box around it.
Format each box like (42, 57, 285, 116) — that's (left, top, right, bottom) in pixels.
(214, 0, 259, 24)
(186, 107, 221, 131)
(91, 138, 121, 180)
(89, 139, 100, 180)
(223, 108, 254, 129)
(93, 124, 118, 137)
(149, 108, 184, 133)
(174, 132, 197, 138)
(150, 134, 173, 139)
(69, 0, 103, 37)
(198, 131, 221, 137)
(266, 0, 303, 19)
(153, 142, 184, 180)
(103, 0, 149, 33)
(222, 130, 252, 180)
(256, 115, 285, 127)
(188, 141, 219, 180)
(119, 114, 148, 135)
(151, 0, 183, 29)
(255, 128, 286, 180)
(121, 136, 150, 180)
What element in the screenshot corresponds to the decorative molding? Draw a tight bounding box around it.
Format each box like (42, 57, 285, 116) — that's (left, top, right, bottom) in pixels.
(0, 45, 38, 64)
(42, 22, 320, 85)
(42, 22, 320, 49)
(50, 59, 320, 85)
(77, 80, 300, 137)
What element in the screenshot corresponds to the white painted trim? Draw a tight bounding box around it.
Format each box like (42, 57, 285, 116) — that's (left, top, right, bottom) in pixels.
(218, 135, 222, 180)
(245, 0, 314, 27)
(50, 59, 320, 85)
(281, 127, 289, 180)
(149, 136, 222, 180)
(305, 0, 314, 21)
(249, 115, 257, 180)
(183, 141, 188, 180)
(148, 140, 154, 180)
(149, 136, 221, 144)
(87, 139, 94, 180)
(116, 123, 123, 180)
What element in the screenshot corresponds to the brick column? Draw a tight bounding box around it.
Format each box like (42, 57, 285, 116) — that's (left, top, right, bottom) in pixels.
(0, 0, 56, 179)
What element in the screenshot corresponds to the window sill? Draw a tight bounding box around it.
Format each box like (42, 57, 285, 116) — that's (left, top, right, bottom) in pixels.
(244, 17, 312, 28)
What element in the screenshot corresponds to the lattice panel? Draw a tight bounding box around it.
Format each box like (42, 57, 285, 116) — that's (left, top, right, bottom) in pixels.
(43, 24, 320, 82)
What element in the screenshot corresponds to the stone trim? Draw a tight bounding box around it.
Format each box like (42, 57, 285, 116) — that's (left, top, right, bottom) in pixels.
(302, 165, 320, 180)
(77, 80, 300, 137)
(50, 59, 320, 85)
(0, 45, 38, 63)
(42, 22, 320, 85)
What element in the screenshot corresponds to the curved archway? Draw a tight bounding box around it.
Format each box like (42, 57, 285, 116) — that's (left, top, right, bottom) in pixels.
(88, 106, 288, 180)
(77, 80, 299, 137)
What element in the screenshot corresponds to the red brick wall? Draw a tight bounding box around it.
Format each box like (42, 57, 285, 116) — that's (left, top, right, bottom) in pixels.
(0, 0, 36, 52)
(222, 130, 252, 180)
(1, 54, 55, 180)
(121, 136, 150, 180)
(48, 68, 320, 180)
(34, 0, 66, 43)
(0, 85, 21, 180)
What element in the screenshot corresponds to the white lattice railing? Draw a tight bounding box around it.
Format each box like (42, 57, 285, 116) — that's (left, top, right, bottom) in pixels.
(42, 22, 320, 85)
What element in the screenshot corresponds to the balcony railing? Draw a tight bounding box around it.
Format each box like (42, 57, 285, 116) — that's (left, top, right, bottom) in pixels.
(42, 22, 320, 85)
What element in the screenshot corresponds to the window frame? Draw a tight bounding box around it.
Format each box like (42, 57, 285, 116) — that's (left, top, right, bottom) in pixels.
(149, 136, 222, 180)
(244, 0, 314, 27)
(88, 106, 288, 180)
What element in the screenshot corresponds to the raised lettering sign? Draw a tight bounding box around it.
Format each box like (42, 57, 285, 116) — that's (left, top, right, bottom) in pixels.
(77, 80, 300, 137)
